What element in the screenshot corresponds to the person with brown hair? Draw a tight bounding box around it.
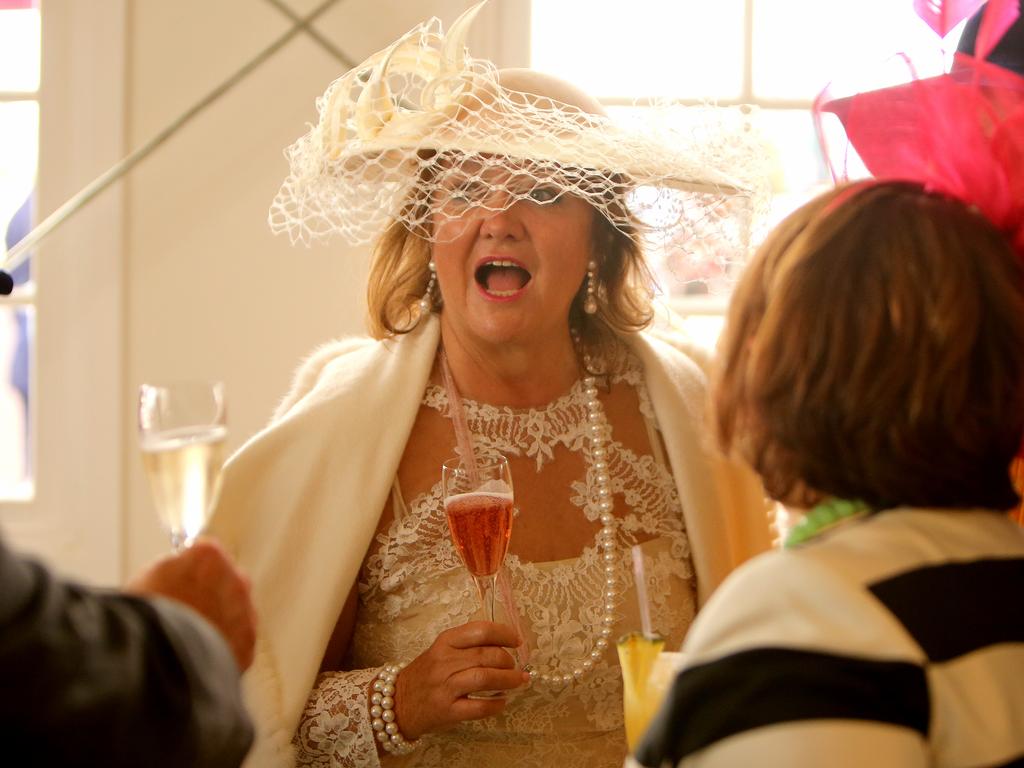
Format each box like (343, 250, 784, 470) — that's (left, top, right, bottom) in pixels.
(633, 2, 1024, 763)
(635, 179, 1024, 767)
(207, 4, 773, 767)
(715, 182, 1024, 515)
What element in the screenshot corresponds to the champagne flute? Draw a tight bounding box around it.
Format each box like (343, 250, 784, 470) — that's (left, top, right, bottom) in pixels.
(138, 381, 227, 551)
(442, 453, 515, 698)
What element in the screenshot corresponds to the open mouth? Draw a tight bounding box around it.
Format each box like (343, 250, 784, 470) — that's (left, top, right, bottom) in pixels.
(474, 260, 532, 298)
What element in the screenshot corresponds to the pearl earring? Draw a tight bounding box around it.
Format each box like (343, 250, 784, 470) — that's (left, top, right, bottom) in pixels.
(419, 260, 437, 315)
(583, 260, 598, 315)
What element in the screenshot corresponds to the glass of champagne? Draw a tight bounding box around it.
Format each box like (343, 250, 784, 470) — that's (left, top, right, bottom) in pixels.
(442, 453, 515, 698)
(138, 381, 227, 551)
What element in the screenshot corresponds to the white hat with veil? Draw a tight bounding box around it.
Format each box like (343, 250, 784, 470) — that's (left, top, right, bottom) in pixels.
(268, 1, 770, 262)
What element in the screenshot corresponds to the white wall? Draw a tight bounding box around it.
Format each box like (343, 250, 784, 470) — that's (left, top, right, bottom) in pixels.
(0, 0, 528, 581)
(122, 0, 529, 575)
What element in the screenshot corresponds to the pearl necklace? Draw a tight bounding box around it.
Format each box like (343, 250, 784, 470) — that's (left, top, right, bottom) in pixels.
(525, 374, 619, 689)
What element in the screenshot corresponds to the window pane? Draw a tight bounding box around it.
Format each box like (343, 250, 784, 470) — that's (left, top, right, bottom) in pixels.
(609, 104, 829, 302)
(753, 0, 958, 101)
(0, 93, 36, 498)
(757, 108, 840, 224)
(0, 100, 37, 282)
(531, 0, 745, 100)
(0, 4, 41, 93)
(609, 103, 749, 300)
(0, 304, 31, 493)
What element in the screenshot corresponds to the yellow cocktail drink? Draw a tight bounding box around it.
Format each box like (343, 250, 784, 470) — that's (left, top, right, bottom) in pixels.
(617, 631, 665, 751)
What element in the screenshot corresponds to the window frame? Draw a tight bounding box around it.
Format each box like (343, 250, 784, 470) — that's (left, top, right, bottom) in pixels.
(0, 0, 126, 584)
(527, 0, 828, 348)
(0, 6, 40, 498)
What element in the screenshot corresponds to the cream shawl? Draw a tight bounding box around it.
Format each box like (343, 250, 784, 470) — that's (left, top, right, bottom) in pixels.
(208, 316, 772, 766)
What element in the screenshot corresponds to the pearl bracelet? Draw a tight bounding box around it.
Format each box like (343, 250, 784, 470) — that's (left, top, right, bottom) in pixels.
(370, 663, 419, 756)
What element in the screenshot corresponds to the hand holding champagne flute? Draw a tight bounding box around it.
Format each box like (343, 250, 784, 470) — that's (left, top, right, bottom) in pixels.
(442, 453, 515, 698)
(138, 381, 227, 551)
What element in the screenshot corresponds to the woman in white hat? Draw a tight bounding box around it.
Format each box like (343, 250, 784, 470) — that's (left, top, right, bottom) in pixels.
(210, 4, 772, 766)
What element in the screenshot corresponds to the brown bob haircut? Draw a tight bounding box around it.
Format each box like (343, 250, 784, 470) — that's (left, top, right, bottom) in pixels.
(714, 180, 1024, 511)
(365, 159, 656, 372)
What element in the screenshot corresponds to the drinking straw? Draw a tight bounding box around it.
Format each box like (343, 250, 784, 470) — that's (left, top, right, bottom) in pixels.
(631, 544, 655, 640)
(440, 347, 479, 483)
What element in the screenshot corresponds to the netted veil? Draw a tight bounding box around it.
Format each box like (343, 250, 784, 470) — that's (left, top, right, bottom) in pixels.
(268, 1, 771, 264)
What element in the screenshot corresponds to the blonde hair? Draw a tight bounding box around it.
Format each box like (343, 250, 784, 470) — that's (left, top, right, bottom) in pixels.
(714, 180, 1024, 510)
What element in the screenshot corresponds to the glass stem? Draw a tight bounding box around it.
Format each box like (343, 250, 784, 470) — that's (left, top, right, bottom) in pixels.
(474, 573, 498, 622)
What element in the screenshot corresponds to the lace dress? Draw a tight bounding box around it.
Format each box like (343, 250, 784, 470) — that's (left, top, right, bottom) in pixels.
(294, 357, 697, 767)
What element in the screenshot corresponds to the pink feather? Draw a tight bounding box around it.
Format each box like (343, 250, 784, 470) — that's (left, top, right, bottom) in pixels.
(913, 0, 987, 36)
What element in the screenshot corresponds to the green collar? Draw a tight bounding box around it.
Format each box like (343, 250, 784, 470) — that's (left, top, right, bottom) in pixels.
(784, 498, 873, 549)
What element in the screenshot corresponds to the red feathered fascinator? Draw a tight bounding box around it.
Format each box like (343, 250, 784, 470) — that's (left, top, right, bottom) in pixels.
(814, 0, 1024, 256)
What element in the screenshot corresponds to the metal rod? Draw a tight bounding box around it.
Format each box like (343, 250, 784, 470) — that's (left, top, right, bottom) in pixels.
(261, 0, 356, 69)
(1, 0, 343, 275)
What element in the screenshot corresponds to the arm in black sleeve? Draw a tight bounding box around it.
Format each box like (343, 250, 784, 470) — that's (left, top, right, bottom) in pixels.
(0, 535, 253, 767)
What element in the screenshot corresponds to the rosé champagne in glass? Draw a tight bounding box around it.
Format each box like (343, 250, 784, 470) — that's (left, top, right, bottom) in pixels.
(445, 490, 514, 578)
(442, 453, 514, 699)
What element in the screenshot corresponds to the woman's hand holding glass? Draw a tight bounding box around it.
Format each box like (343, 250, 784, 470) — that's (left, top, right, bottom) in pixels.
(391, 621, 528, 740)
(442, 453, 522, 699)
(376, 454, 526, 741)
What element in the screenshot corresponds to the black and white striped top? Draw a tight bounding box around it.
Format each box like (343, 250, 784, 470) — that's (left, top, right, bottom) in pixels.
(633, 507, 1024, 768)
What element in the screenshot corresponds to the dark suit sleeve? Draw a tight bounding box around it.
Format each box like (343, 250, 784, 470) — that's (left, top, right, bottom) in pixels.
(0, 535, 253, 767)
